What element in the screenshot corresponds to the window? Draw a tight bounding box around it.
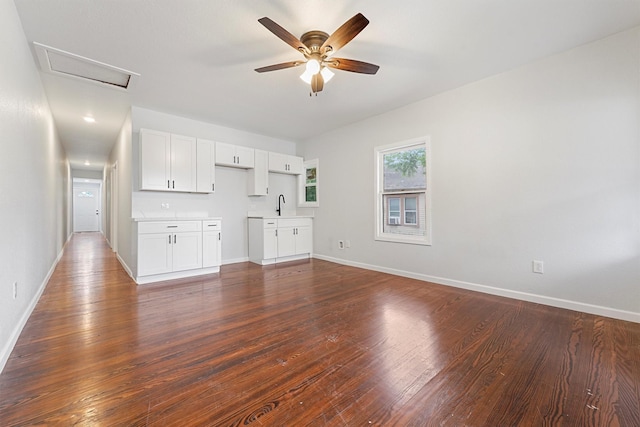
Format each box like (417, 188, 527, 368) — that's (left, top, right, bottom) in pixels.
(375, 137, 431, 245)
(386, 195, 418, 226)
(298, 159, 319, 207)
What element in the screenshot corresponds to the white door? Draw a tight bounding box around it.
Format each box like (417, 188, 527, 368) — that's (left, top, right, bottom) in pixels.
(73, 185, 100, 232)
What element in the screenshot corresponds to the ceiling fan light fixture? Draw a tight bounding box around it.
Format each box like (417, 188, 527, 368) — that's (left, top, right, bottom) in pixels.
(305, 58, 321, 75)
(300, 69, 314, 84)
(320, 67, 335, 83)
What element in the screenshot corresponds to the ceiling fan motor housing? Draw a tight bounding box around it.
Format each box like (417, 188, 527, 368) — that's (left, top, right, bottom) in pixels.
(300, 30, 330, 54)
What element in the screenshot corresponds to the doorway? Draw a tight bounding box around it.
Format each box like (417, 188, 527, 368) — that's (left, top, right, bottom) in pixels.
(73, 179, 102, 232)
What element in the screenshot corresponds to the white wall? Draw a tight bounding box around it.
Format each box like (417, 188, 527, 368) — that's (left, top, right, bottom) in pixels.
(108, 111, 134, 275)
(130, 107, 299, 264)
(300, 28, 640, 322)
(0, 0, 70, 371)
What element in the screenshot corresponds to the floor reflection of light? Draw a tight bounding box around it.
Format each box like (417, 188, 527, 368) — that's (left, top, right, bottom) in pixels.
(380, 302, 440, 398)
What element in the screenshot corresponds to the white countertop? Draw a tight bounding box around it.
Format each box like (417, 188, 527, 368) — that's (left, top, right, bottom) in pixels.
(247, 215, 314, 219)
(132, 216, 222, 222)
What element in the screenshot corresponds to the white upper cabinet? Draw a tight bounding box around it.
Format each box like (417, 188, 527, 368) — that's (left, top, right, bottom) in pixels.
(196, 139, 216, 193)
(248, 149, 269, 196)
(170, 134, 197, 192)
(140, 129, 171, 191)
(215, 141, 254, 169)
(140, 129, 196, 192)
(268, 152, 303, 175)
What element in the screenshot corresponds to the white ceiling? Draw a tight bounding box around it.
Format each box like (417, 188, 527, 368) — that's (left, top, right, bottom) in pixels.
(13, 0, 640, 172)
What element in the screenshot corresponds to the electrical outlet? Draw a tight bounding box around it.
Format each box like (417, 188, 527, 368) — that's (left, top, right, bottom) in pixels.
(13, 282, 17, 299)
(338, 240, 344, 250)
(345, 240, 351, 248)
(533, 260, 544, 274)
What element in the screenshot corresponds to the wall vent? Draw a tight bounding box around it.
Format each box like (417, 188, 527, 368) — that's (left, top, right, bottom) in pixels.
(33, 42, 139, 90)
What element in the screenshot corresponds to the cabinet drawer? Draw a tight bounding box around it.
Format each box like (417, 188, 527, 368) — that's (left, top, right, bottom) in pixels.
(138, 221, 202, 234)
(263, 219, 278, 229)
(203, 220, 221, 231)
(277, 218, 311, 228)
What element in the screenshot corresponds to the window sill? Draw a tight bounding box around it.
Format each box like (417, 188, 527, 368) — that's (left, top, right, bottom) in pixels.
(375, 234, 432, 246)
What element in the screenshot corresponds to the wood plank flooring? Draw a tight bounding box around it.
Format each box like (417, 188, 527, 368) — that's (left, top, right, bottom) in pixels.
(0, 232, 638, 426)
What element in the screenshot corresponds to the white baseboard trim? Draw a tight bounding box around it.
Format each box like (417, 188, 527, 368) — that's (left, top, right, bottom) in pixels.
(136, 266, 221, 285)
(0, 233, 72, 374)
(313, 254, 640, 323)
(116, 253, 134, 281)
(222, 257, 249, 265)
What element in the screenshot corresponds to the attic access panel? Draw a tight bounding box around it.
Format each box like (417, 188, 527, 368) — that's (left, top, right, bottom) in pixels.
(33, 42, 139, 90)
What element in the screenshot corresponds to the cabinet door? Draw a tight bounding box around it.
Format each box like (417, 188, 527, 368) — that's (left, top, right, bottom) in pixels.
(268, 152, 287, 173)
(196, 139, 215, 193)
(215, 142, 237, 167)
(295, 225, 313, 255)
(170, 134, 197, 192)
(277, 226, 297, 258)
(203, 231, 221, 268)
(172, 231, 203, 272)
(140, 129, 171, 191)
(138, 233, 172, 276)
(248, 149, 268, 196)
(263, 227, 278, 260)
(268, 152, 303, 174)
(235, 146, 255, 168)
(288, 155, 304, 175)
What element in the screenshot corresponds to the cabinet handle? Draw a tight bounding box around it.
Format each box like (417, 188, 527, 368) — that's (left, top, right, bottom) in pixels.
(266, 187, 269, 194)
(275, 229, 278, 237)
(172, 180, 175, 189)
(237, 156, 240, 164)
(218, 232, 221, 241)
(167, 180, 170, 189)
(174, 235, 177, 244)
(233, 155, 237, 163)
(167, 225, 178, 228)
(212, 183, 215, 191)
(168, 235, 172, 244)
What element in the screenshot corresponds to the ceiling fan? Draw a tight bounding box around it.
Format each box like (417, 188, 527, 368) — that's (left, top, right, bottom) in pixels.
(255, 13, 379, 95)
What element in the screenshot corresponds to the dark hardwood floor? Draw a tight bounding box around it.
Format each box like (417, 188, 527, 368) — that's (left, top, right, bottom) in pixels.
(0, 233, 638, 426)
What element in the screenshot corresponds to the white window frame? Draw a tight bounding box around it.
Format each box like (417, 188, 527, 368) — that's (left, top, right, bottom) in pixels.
(297, 158, 319, 207)
(375, 137, 432, 245)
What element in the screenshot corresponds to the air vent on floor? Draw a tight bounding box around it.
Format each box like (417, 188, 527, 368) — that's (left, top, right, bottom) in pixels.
(33, 42, 139, 90)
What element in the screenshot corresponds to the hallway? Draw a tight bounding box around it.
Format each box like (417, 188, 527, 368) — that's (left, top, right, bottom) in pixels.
(0, 233, 639, 426)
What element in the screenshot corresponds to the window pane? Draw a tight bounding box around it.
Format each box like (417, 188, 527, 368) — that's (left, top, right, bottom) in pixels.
(405, 197, 416, 210)
(383, 147, 426, 191)
(389, 198, 400, 211)
(405, 211, 417, 224)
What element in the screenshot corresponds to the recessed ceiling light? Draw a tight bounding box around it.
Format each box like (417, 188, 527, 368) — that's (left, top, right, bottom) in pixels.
(83, 116, 96, 123)
(84, 160, 91, 166)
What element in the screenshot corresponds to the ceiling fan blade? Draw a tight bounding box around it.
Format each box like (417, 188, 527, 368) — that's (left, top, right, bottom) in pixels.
(326, 58, 379, 74)
(321, 13, 369, 55)
(311, 73, 324, 93)
(258, 17, 310, 55)
(255, 61, 303, 73)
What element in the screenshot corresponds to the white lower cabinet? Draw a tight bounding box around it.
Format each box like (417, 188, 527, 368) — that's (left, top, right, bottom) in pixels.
(135, 219, 222, 284)
(202, 220, 222, 268)
(248, 217, 312, 265)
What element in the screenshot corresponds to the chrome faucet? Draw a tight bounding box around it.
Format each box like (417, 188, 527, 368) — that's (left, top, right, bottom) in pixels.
(276, 194, 285, 216)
